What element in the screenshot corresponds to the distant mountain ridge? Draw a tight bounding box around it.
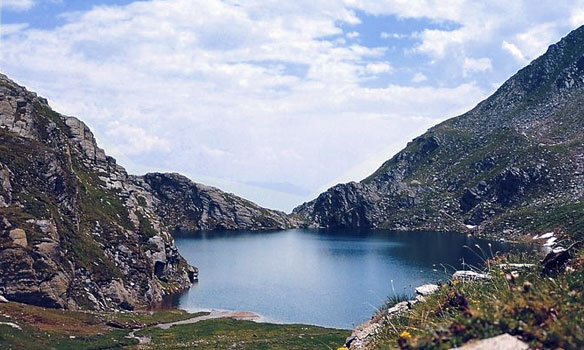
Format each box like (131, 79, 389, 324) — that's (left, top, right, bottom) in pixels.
(294, 26, 584, 238)
(0, 74, 296, 311)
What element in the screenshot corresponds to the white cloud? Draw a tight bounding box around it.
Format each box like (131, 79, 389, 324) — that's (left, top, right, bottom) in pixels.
(411, 72, 427, 83)
(352, 0, 580, 66)
(364, 62, 393, 74)
(380, 32, 408, 39)
(463, 57, 493, 76)
(2, 0, 60, 11)
(570, 11, 584, 28)
(2, 0, 36, 11)
(346, 31, 359, 38)
(0, 23, 29, 35)
(507, 23, 560, 62)
(502, 40, 527, 62)
(105, 122, 171, 155)
(200, 145, 231, 158)
(413, 28, 472, 58)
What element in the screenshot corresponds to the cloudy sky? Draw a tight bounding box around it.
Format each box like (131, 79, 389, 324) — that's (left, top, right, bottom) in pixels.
(1, 1, 583, 211)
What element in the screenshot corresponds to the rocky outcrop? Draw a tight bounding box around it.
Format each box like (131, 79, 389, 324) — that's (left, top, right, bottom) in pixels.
(142, 173, 297, 231)
(0, 73, 289, 311)
(296, 182, 382, 229)
(295, 26, 584, 238)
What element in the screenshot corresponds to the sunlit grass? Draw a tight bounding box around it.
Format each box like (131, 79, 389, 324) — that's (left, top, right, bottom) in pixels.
(373, 248, 584, 349)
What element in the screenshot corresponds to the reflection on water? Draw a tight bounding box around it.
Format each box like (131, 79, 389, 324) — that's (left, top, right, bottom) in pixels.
(171, 229, 521, 329)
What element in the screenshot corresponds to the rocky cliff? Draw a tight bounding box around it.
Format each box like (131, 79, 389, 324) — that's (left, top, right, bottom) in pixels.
(142, 172, 297, 231)
(294, 26, 584, 239)
(0, 74, 294, 311)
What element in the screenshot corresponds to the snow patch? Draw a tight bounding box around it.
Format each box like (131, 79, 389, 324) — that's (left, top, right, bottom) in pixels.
(543, 237, 557, 247)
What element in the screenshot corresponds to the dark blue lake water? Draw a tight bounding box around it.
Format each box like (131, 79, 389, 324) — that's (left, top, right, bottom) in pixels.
(171, 229, 513, 329)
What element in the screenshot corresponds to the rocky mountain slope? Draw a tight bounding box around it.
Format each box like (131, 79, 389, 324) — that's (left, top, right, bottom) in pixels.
(294, 26, 584, 238)
(142, 173, 296, 231)
(0, 74, 295, 311)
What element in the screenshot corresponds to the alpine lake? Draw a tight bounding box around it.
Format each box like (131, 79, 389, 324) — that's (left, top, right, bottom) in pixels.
(169, 229, 523, 329)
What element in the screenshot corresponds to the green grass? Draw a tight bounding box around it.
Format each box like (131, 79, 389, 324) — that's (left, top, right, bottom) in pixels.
(0, 324, 136, 350)
(0, 303, 137, 350)
(134, 318, 350, 350)
(372, 249, 584, 349)
(32, 100, 74, 140)
(74, 164, 134, 232)
(0, 302, 349, 350)
(488, 200, 584, 241)
(136, 212, 158, 238)
(102, 309, 208, 328)
(382, 293, 412, 311)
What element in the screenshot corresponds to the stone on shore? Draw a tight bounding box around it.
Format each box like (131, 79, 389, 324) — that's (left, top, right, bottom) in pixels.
(0, 295, 8, 303)
(450, 333, 528, 350)
(453, 271, 492, 281)
(345, 319, 383, 350)
(386, 301, 411, 315)
(497, 263, 535, 271)
(415, 284, 439, 296)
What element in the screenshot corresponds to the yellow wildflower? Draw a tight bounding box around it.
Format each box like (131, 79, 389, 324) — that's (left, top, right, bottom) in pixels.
(336, 347, 349, 350)
(399, 331, 412, 340)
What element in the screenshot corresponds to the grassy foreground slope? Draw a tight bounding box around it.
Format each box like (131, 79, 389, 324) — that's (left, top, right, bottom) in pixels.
(372, 247, 584, 349)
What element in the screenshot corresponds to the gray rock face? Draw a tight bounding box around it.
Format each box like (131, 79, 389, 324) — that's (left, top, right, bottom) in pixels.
(294, 26, 584, 238)
(64, 116, 107, 163)
(0, 73, 282, 312)
(142, 173, 298, 231)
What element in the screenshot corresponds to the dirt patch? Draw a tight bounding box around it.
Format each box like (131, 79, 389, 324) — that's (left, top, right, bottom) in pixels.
(0, 303, 106, 335)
